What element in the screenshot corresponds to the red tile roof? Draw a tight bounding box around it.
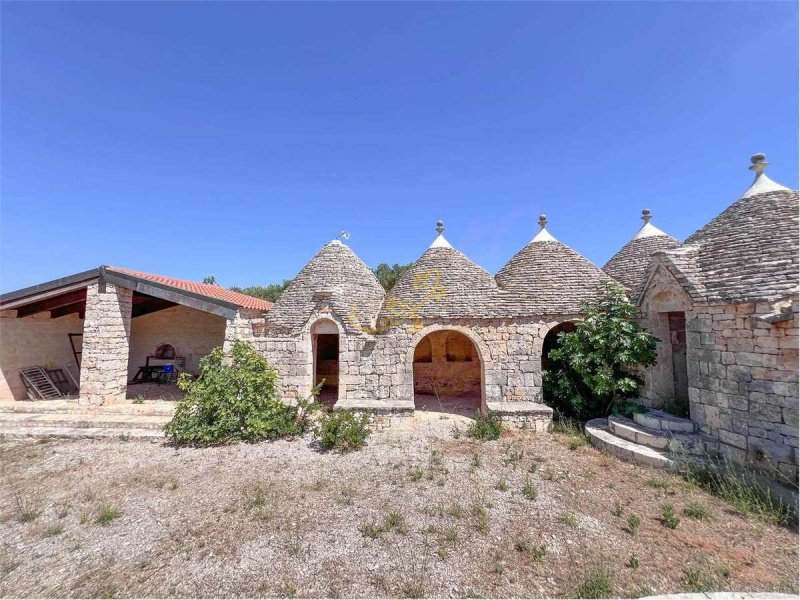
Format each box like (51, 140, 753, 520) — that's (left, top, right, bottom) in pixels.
(107, 266, 273, 311)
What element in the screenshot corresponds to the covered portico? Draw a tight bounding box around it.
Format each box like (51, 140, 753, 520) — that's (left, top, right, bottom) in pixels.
(0, 266, 271, 404)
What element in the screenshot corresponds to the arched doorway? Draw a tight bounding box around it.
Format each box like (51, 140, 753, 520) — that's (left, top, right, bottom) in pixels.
(412, 329, 482, 415)
(541, 321, 577, 404)
(311, 319, 339, 406)
(541, 321, 577, 371)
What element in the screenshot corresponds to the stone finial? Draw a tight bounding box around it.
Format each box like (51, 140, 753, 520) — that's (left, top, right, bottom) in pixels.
(436, 220, 444, 235)
(641, 209, 652, 224)
(538, 214, 548, 229)
(339, 230, 350, 241)
(749, 153, 768, 174)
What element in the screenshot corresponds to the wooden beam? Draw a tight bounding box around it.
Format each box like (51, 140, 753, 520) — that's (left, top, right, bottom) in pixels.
(132, 297, 176, 318)
(17, 289, 88, 318)
(50, 302, 86, 319)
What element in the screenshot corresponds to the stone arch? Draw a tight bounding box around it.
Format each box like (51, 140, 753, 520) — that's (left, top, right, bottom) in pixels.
(641, 286, 691, 413)
(406, 324, 489, 414)
(541, 320, 578, 370)
(539, 320, 579, 404)
(307, 315, 347, 405)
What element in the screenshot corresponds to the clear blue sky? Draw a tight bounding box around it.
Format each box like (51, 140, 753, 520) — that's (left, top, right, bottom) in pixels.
(2, 1, 797, 293)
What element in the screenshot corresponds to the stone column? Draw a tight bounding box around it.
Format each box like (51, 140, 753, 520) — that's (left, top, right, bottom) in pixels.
(79, 282, 132, 405)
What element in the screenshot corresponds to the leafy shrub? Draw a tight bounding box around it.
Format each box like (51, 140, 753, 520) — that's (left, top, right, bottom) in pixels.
(542, 281, 658, 420)
(467, 412, 502, 440)
(314, 409, 371, 452)
(164, 341, 314, 446)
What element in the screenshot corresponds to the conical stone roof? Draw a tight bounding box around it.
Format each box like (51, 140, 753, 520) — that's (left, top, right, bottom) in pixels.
(496, 215, 609, 314)
(379, 223, 501, 321)
(671, 154, 799, 303)
(265, 239, 385, 334)
(603, 209, 680, 299)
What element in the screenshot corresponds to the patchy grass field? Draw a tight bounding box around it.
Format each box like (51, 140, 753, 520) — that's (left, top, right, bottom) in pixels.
(1, 417, 797, 599)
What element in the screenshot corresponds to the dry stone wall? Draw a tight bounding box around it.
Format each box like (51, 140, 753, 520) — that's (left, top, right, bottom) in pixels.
(687, 298, 799, 479)
(246, 312, 575, 411)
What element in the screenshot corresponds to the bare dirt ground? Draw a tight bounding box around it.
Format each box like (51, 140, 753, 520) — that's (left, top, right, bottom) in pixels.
(1, 414, 797, 599)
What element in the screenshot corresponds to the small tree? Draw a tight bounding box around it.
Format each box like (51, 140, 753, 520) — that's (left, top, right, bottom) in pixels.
(542, 281, 658, 421)
(230, 280, 292, 302)
(202, 275, 217, 285)
(373, 263, 412, 291)
(164, 340, 311, 446)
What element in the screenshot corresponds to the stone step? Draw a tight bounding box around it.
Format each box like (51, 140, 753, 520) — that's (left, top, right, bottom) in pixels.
(634, 409, 696, 434)
(608, 415, 718, 456)
(0, 426, 164, 440)
(0, 400, 175, 417)
(585, 418, 672, 469)
(0, 412, 170, 431)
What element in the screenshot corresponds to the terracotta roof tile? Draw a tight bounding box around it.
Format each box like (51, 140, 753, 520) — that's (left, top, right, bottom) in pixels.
(106, 266, 273, 311)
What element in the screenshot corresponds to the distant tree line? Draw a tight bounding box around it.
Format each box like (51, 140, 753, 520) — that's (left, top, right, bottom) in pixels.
(226, 262, 412, 302)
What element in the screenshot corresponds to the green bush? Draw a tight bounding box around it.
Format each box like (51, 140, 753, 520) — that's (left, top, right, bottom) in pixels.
(466, 412, 503, 440)
(164, 341, 312, 446)
(542, 281, 658, 421)
(314, 409, 371, 452)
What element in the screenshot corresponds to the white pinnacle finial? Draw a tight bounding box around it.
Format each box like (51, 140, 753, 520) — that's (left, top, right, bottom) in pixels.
(749, 153, 768, 174)
(633, 208, 667, 239)
(429, 220, 452, 249)
(531, 213, 557, 243)
(742, 152, 790, 198)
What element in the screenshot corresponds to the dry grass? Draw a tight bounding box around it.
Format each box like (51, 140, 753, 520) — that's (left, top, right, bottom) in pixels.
(0, 419, 796, 598)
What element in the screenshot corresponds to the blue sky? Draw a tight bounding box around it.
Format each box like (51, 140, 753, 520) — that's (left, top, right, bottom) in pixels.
(2, 1, 797, 293)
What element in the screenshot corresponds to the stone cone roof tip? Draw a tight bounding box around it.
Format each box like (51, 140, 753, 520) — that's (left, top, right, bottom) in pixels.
(530, 213, 558, 243)
(265, 237, 385, 334)
(603, 209, 680, 298)
(742, 153, 791, 198)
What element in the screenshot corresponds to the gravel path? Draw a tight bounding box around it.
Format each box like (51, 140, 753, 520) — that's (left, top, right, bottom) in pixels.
(0, 413, 796, 598)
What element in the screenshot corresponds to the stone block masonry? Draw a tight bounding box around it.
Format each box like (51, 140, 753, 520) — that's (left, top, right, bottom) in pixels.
(79, 282, 132, 405)
(688, 299, 799, 480)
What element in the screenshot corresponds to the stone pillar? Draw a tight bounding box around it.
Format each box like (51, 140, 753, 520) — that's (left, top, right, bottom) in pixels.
(223, 308, 260, 352)
(79, 282, 132, 405)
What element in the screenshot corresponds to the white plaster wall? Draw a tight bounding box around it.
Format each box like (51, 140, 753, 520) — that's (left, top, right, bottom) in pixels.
(128, 305, 227, 379)
(0, 311, 84, 400)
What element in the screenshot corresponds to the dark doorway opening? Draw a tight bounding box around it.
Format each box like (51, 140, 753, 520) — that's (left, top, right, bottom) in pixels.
(667, 311, 689, 416)
(314, 333, 339, 406)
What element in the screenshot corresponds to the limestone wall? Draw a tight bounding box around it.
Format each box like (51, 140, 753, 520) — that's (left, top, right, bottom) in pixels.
(0, 311, 84, 400)
(128, 305, 227, 379)
(249, 313, 576, 406)
(687, 300, 799, 479)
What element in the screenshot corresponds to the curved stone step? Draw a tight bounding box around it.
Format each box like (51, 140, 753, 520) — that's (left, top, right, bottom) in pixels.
(586, 418, 672, 469)
(609, 415, 717, 456)
(634, 409, 696, 434)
